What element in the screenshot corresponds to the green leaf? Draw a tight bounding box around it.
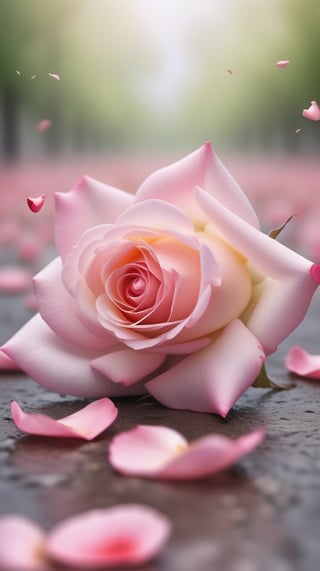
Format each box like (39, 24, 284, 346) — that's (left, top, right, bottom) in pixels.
(252, 364, 295, 390)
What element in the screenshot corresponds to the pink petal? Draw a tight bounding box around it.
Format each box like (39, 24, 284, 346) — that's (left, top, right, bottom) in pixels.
(147, 319, 265, 416)
(135, 142, 258, 228)
(195, 187, 318, 354)
(11, 398, 118, 440)
(109, 425, 265, 480)
(91, 349, 166, 386)
(116, 198, 195, 233)
(0, 515, 47, 570)
(46, 505, 171, 568)
(2, 314, 145, 398)
(27, 194, 45, 213)
(34, 257, 114, 351)
(302, 100, 320, 121)
(285, 346, 320, 379)
(227, 68, 233, 75)
(0, 349, 20, 370)
(55, 176, 133, 260)
(0, 266, 32, 292)
(276, 60, 289, 68)
(36, 119, 51, 132)
(48, 73, 61, 80)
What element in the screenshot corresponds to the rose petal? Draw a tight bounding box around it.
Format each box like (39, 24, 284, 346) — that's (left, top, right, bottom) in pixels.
(302, 100, 320, 121)
(285, 345, 320, 378)
(55, 176, 133, 259)
(135, 142, 258, 228)
(11, 398, 118, 440)
(0, 515, 47, 570)
(34, 257, 115, 351)
(27, 194, 45, 213)
(48, 73, 61, 80)
(2, 314, 146, 398)
(147, 319, 265, 416)
(46, 505, 171, 568)
(195, 187, 318, 353)
(276, 60, 289, 68)
(109, 425, 265, 479)
(37, 119, 51, 132)
(0, 349, 20, 370)
(91, 349, 166, 386)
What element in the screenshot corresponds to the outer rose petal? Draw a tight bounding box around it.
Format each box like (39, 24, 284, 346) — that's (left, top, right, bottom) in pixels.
(91, 349, 166, 386)
(285, 346, 320, 379)
(2, 314, 146, 398)
(135, 142, 258, 227)
(11, 398, 118, 440)
(0, 349, 20, 370)
(195, 187, 318, 353)
(109, 425, 265, 479)
(33, 257, 114, 351)
(0, 515, 47, 570)
(147, 319, 265, 417)
(55, 175, 133, 259)
(46, 505, 171, 568)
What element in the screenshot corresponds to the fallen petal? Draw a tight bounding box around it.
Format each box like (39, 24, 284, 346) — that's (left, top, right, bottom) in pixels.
(27, 194, 46, 213)
(0, 266, 32, 292)
(0, 515, 48, 570)
(109, 425, 265, 480)
(285, 346, 320, 378)
(11, 398, 118, 440)
(46, 504, 171, 568)
(302, 100, 320, 121)
(276, 60, 289, 68)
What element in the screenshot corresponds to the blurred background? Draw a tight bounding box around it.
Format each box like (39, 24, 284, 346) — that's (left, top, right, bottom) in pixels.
(0, 0, 320, 343)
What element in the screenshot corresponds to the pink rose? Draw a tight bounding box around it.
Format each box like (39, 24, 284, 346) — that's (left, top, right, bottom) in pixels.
(3, 143, 319, 416)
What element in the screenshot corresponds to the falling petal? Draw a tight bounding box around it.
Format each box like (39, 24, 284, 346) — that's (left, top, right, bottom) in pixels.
(109, 425, 265, 480)
(295, 128, 301, 133)
(0, 266, 32, 292)
(37, 119, 51, 132)
(27, 194, 46, 213)
(11, 398, 118, 440)
(48, 73, 61, 80)
(285, 346, 320, 379)
(15, 70, 21, 76)
(31, 74, 37, 80)
(0, 515, 48, 570)
(46, 504, 171, 568)
(276, 60, 289, 68)
(227, 69, 233, 75)
(302, 100, 320, 121)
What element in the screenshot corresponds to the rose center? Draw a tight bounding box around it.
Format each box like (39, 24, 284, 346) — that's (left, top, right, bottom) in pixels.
(128, 276, 145, 296)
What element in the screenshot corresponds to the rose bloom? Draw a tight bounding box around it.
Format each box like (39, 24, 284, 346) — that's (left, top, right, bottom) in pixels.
(3, 143, 320, 416)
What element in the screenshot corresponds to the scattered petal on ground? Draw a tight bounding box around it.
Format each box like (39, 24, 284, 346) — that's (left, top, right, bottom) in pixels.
(27, 194, 46, 213)
(302, 100, 320, 121)
(0, 266, 32, 292)
(46, 504, 171, 568)
(37, 120, 52, 133)
(109, 425, 265, 480)
(276, 60, 289, 68)
(0, 350, 20, 371)
(0, 515, 48, 570)
(286, 346, 320, 378)
(48, 73, 61, 80)
(11, 398, 118, 440)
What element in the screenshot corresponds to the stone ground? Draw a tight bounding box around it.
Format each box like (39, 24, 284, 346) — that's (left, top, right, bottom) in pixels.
(0, 290, 320, 571)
